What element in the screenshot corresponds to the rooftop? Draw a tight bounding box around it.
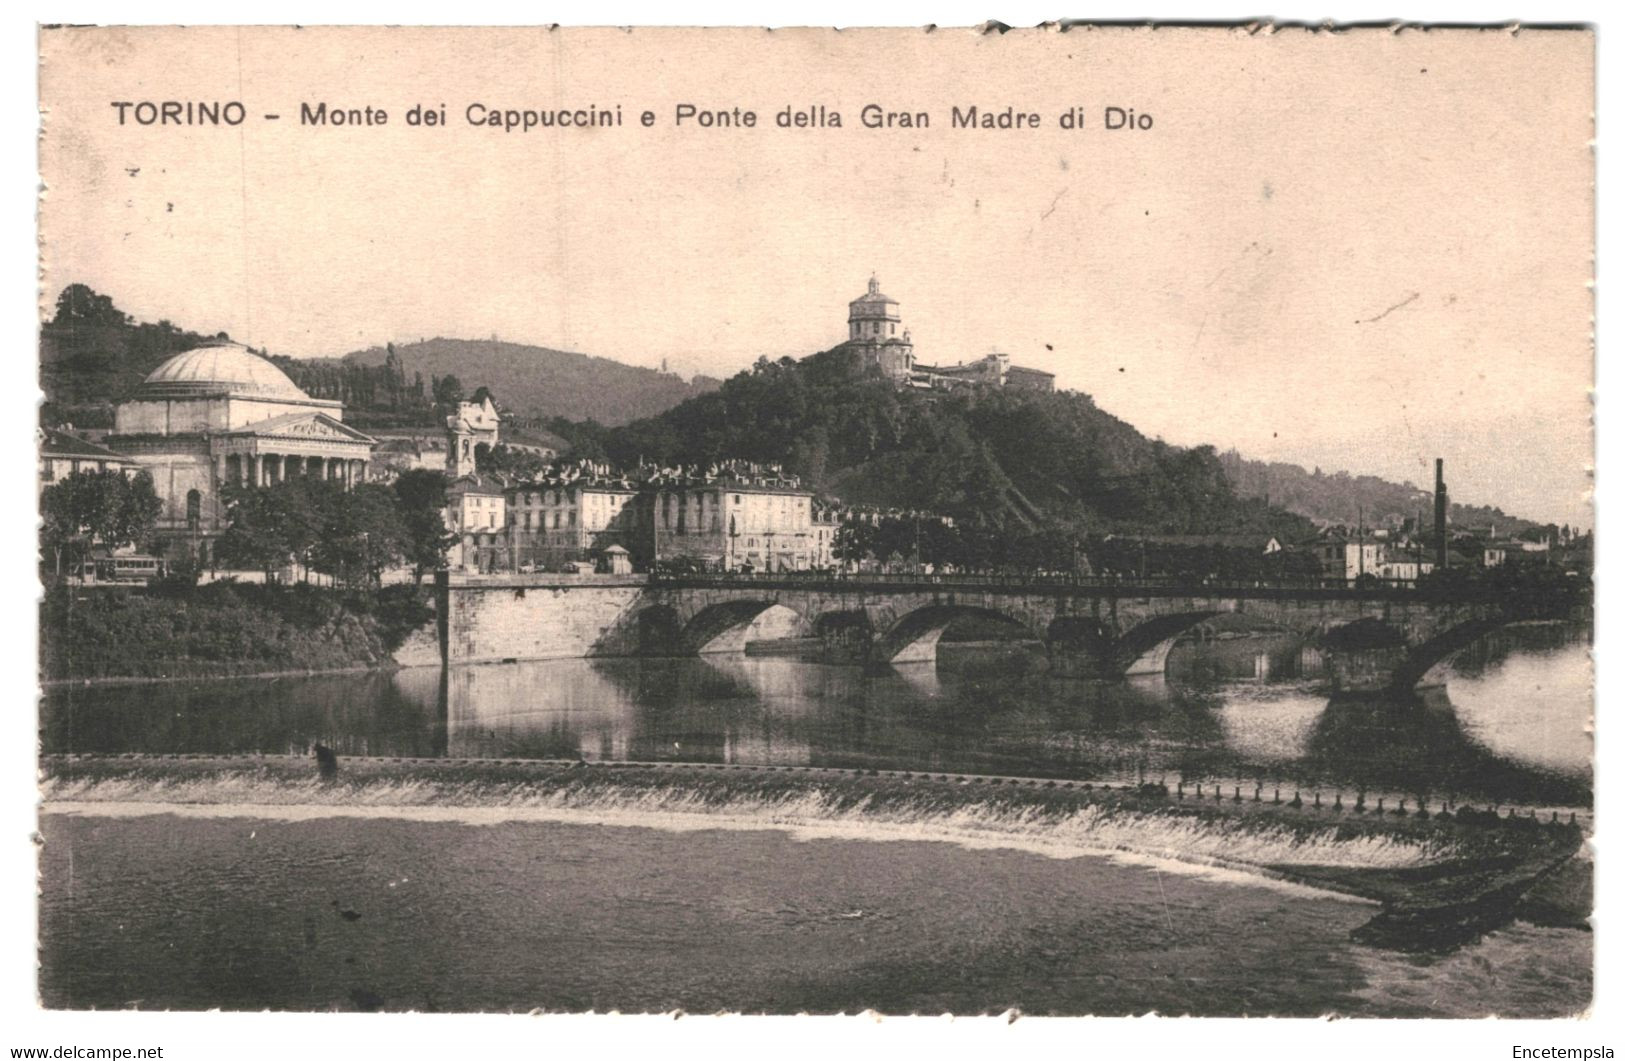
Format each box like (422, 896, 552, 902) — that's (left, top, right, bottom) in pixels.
(39, 427, 139, 463)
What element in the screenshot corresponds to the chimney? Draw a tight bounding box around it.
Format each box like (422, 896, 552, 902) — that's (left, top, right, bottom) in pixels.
(1434, 458, 1449, 568)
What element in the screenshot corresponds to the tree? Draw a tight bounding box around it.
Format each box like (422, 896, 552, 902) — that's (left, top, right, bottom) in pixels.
(432, 374, 465, 409)
(833, 520, 877, 566)
(309, 482, 408, 588)
(476, 443, 548, 480)
(214, 481, 311, 579)
(393, 469, 456, 583)
(52, 284, 128, 327)
(39, 469, 161, 576)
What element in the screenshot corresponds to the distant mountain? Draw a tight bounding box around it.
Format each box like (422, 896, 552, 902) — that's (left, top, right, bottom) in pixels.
(342, 338, 719, 427)
(1217, 450, 1547, 537)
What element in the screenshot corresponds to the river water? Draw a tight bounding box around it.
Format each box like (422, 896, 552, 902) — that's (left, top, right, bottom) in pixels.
(43, 623, 1593, 808)
(38, 624, 1593, 1014)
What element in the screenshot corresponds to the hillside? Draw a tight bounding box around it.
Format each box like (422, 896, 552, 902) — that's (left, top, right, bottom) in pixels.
(1218, 451, 1547, 537)
(342, 339, 719, 427)
(580, 346, 1316, 544)
(39, 284, 231, 428)
(35, 284, 1549, 541)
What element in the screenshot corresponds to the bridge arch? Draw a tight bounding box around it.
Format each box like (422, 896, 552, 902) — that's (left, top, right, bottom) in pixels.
(684, 601, 809, 654)
(1114, 611, 1223, 676)
(875, 604, 1035, 664)
(634, 605, 686, 656)
(1390, 617, 1520, 691)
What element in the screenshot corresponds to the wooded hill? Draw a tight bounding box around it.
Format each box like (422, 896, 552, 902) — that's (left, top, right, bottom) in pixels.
(1218, 451, 1545, 538)
(39, 284, 1544, 541)
(38, 286, 719, 431)
(551, 346, 1317, 543)
(341, 338, 720, 427)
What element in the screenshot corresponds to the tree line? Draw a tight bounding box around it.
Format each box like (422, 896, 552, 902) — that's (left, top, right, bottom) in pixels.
(214, 469, 455, 586)
(39, 465, 457, 589)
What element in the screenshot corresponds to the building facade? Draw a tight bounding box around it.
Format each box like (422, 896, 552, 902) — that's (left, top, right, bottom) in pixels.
(920, 352, 1056, 393)
(1311, 537, 1386, 581)
(446, 475, 508, 572)
(444, 460, 831, 575)
(644, 472, 818, 572)
(104, 342, 375, 564)
(38, 427, 141, 498)
(505, 471, 640, 569)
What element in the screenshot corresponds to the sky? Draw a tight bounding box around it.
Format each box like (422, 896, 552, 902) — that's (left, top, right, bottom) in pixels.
(37, 25, 1594, 527)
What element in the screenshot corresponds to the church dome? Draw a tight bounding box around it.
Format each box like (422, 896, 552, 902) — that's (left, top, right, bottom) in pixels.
(137, 342, 309, 400)
(849, 275, 901, 323)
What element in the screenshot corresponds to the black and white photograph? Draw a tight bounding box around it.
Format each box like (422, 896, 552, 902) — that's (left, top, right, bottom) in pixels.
(23, 18, 1598, 1038)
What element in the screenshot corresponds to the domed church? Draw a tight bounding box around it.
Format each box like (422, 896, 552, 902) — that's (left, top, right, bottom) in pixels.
(844, 275, 915, 380)
(107, 341, 376, 565)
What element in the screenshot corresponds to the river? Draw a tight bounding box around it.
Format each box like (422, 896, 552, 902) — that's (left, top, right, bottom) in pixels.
(42, 623, 1593, 808)
(37, 623, 1593, 1014)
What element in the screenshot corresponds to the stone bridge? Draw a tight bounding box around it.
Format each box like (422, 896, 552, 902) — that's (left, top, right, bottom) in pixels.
(436, 573, 1587, 694)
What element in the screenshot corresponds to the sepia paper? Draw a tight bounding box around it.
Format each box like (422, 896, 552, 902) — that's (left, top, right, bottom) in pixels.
(33, 23, 1595, 1029)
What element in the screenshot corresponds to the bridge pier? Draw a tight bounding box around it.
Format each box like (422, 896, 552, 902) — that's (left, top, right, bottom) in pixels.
(1124, 638, 1180, 677)
(1324, 646, 1409, 694)
(1046, 651, 1123, 680)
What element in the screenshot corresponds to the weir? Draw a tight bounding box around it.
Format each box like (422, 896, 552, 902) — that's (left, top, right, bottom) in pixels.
(433, 571, 1588, 694)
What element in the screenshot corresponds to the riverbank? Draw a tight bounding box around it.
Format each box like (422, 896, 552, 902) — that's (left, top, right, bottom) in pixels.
(39, 581, 434, 682)
(41, 754, 1588, 954)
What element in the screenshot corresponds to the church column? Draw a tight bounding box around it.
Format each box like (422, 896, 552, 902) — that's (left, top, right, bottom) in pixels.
(249, 454, 261, 487)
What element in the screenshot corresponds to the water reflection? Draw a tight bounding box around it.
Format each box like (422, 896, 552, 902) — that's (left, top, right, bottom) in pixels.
(41, 625, 1591, 807)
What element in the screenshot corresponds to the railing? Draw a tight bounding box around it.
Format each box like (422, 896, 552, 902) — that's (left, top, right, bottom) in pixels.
(645, 569, 1424, 596)
(642, 570, 1593, 611)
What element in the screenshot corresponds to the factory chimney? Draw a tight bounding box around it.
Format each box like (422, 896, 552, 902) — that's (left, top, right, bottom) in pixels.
(1434, 458, 1449, 568)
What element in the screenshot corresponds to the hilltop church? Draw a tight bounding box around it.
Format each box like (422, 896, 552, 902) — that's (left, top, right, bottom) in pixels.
(839, 275, 1055, 393)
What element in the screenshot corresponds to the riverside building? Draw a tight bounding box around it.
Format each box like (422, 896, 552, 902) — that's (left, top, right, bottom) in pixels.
(504, 464, 640, 570)
(641, 466, 819, 573)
